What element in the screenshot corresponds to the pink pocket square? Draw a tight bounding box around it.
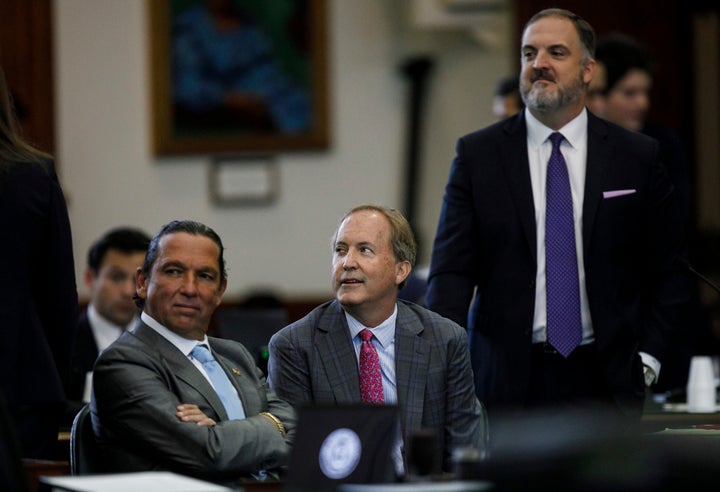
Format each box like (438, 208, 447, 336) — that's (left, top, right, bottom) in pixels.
(603, 189, 636, 199)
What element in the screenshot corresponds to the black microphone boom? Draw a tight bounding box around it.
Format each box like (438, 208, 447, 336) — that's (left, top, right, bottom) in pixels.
(684, 260, 720, 295)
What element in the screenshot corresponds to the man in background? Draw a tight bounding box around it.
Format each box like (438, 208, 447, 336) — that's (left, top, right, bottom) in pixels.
(589, 33, 692, 225)
(589, 34, 700, 395)
(492, 74, 524, 120)
(66, 227, 150, 421)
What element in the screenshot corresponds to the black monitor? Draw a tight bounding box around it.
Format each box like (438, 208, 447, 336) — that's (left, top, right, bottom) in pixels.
(284, 404, 398, 492)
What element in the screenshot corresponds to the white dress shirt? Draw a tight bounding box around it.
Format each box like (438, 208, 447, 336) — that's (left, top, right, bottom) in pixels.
(87, 303, 133, 353)
(524, 108, 660, 378)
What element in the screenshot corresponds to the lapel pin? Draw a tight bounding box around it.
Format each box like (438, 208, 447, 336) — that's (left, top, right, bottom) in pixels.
(231, 368, 241, 376)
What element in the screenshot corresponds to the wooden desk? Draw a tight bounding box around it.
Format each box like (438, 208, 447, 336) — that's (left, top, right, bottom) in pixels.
(642, 405, 720, 433)
(23, 459, 70, 492)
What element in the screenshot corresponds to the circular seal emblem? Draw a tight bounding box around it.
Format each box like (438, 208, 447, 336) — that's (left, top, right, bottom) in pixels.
(318, 428, 362, 479)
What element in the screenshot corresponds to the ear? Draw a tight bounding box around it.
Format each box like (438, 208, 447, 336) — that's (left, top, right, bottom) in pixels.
(582, 58, 596, 85)
(84, 268, 95, 290)
(135, 267, 148, 300)
(215, 278, 228, 307)
(395, 261, 412, 287)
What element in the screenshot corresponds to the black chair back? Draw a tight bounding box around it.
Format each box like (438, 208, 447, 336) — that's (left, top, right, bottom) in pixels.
(215, 307, 288, 375)
(70, 405, 101, 475)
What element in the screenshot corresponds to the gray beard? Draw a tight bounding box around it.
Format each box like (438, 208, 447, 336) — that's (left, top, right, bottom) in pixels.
(522, 78, 584, 113)
(522, 86, 582, 113)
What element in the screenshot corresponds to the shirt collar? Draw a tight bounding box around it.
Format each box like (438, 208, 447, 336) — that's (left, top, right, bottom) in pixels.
(87, 304, 132, 349)
(345, 304, 398, 349)
(525, 107, 588, 150)
(140, 311, 209, 356)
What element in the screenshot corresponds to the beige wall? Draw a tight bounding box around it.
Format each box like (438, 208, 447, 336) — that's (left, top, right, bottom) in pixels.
(54, 0, 515, 302)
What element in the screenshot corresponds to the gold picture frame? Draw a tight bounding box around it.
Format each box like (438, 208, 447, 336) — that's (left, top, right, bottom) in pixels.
(149, 0, 329, 155)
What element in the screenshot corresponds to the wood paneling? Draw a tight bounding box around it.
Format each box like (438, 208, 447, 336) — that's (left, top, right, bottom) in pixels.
(0, 0, 54, 154)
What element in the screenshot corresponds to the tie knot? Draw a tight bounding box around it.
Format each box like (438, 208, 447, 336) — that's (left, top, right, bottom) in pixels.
(549, 132, 564, 149)
(191, 344, 213, 363)
(359, 329, 374, 343)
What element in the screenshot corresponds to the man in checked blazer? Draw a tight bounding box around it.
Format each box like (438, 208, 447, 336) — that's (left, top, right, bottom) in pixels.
(426, 9, 689, 418)
(91, 220, 295, 482)
(268, 205, 484, 476)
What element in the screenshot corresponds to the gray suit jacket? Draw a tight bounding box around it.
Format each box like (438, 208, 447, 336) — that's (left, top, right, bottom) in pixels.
(91, 320, 296, 481)
(267, 300, 484, 472)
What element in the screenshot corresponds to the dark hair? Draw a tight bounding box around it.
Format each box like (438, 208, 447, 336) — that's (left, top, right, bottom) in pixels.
(495, 75, 519, 98)
(333, 205, 417, 289)
(87, 227, 151, 274)
(134, 220, 226, 308)
(524, 8, 596, 62)
(595, 34, 653, 94)
(0, 66, 51, 164)
(494, 74, 525, 110)
(141, 220, 227, 279)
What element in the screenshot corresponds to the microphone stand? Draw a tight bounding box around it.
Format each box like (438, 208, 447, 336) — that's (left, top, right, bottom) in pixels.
(686, 262, 720, 295)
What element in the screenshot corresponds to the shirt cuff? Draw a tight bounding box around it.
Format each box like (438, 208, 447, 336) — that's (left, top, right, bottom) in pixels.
(639, 351, 661, 384)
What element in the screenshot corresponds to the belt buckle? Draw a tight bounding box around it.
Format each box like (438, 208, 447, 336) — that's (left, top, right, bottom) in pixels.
(542, 342, 559, 355)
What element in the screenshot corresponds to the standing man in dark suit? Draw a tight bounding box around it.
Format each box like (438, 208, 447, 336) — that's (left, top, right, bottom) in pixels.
(268, 205, 483, 476)
(66, 227, 150, 421)
(91, 220, 295, 481)
(426, 8, 688, 417)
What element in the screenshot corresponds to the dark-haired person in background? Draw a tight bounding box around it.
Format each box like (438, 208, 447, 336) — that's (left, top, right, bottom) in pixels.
(66, 227, 150, 422)
(493, 74, 525, 121)
(0, 66, 78, 458)
(589, 34, 703, 395)
(588, 33, 692, 226)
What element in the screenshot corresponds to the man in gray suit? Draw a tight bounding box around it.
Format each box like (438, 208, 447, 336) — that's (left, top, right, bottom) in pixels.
(91, 220, 295, 482)
(268, 205, 483, 476)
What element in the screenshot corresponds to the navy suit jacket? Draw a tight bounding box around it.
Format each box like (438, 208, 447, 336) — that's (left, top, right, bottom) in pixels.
(426, 111, 689, 415)
(267, 300, 484, 472)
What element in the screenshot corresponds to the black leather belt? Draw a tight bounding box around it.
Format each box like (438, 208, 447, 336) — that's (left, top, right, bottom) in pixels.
(532, 342, 562, 355)
(532, 342, 595, 356)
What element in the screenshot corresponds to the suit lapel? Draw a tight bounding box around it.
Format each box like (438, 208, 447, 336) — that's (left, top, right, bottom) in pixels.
(131, 322, 229, 420)
(316, 301, 362, 402)
(394, 303, 430, 438)
(582, 114, 611, 250)
(502, 113, 537, 263)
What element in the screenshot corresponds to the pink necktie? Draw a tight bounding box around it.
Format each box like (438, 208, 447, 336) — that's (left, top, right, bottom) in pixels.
(359, 329, 384, 404)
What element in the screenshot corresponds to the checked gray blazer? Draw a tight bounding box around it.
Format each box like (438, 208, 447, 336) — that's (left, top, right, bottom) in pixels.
(267, 299, 485, 472)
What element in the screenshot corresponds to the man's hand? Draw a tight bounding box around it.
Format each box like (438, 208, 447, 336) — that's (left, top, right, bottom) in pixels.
(176, 404, 216, 426)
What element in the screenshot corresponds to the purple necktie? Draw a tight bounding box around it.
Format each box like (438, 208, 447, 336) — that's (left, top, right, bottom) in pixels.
(545, 132, 582, 357)
(359, 329, 384, 404)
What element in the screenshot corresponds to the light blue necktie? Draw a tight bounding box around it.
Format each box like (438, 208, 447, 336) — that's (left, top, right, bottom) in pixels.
(545, 132, 583, 357)
(191, 344, 246, 420)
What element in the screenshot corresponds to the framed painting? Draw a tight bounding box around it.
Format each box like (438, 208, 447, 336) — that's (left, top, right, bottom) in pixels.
(149, 0, 329, 155)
